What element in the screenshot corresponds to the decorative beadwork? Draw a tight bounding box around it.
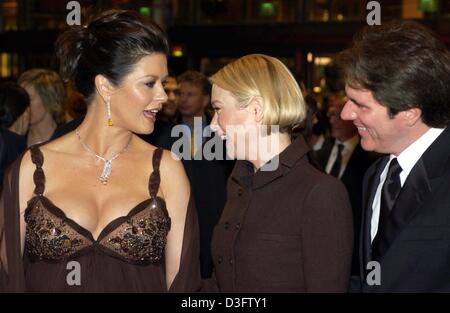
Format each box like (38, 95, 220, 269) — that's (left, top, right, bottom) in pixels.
(102, 199, 171, 263)
(24, 198, 171, 264)
(25, 202, 91, 261)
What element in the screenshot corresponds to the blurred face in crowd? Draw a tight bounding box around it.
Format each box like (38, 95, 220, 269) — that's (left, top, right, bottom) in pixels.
(162, 76, 179, 118)
(341, 84, 407, 155)
(8, 106, 31, 135)
(177, 82, 209, 118)
(20, 84, 46, 124)
(327, 94, 357, 142)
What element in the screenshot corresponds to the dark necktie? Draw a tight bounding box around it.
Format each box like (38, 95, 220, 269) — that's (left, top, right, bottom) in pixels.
(372, 158, 403, 260)
(330, 143, 344, 177)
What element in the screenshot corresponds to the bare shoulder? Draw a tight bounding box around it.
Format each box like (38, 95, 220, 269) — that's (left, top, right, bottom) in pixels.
(158, 149, 190, 215)
(20, 132, 78, 192)
(38, 131, 77, 155)
(159, 149, 188, 183)
(18, 136, 71, 202)
(160, 148, 183, 168)
(130, 136, 184, 176)
(18, 149, 36, 213)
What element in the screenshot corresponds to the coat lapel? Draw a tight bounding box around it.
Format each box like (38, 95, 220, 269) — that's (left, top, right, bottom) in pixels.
(374, 158, 431, 261)
(361, 156, 388, 271)
(312, 138, 335, 170)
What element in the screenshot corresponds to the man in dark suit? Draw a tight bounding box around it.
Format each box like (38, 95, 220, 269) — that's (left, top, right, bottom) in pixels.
(314, 94, 379, 276)
(339, 20, 450, 292)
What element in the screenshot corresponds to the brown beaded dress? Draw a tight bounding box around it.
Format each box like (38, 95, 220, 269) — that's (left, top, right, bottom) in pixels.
(0, 146, 201, 292)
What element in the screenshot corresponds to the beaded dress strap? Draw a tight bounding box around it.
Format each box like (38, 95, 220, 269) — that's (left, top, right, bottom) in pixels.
(29, 145, 46, 196)
(149, 148, 163, 198)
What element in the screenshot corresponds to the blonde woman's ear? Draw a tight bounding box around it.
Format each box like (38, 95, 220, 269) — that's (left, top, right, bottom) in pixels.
(252, 96, 264, 123)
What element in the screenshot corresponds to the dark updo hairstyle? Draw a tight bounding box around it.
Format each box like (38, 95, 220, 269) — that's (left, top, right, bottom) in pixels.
(56, 9, 169, 101)
(0, 82, 30, 129)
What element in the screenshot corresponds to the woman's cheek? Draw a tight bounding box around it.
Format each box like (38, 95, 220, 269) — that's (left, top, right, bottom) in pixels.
(217, 114, 228, 134)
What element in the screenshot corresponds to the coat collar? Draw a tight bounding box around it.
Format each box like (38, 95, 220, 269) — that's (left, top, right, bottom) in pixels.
(231, 136, 310, 190)
(421, 127, 450, 181)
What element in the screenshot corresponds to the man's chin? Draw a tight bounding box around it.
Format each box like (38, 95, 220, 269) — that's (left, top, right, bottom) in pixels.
(360, 138, 375, 152)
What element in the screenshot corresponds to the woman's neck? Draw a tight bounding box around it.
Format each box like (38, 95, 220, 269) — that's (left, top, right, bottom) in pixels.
(248, 131, 291, 172)
(76, 99, 134, 159)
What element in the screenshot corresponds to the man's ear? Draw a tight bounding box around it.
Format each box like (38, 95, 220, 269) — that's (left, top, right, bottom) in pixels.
(401, 107, 422, 126)
(94, 74, 114, 102)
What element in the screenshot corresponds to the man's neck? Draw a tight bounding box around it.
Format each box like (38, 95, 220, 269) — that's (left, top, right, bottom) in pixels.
(393, 123, 431, 156)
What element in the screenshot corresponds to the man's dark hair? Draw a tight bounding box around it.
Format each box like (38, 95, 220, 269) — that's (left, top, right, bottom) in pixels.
(337, 20, 450, 128)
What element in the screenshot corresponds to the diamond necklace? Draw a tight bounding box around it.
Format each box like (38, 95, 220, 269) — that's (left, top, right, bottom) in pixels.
(75, 128, 132, 185)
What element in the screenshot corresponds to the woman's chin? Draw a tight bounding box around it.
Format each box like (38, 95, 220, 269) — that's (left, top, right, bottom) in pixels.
(132, 124, 154, 136)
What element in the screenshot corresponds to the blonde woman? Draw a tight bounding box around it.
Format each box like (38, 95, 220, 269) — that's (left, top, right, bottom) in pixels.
(18, 68, 66, 146)
(208, 54, 353, 292)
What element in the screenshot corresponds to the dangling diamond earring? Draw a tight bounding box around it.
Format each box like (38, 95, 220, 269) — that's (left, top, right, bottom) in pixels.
(106, 95, 113, 126)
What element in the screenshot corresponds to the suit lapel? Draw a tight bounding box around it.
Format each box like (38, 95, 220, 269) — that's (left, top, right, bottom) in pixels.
(314, 139, 335, 170)
(374, 158, 431, 261)
(341, 143, 364, 183)
(361, 156, 389, 270)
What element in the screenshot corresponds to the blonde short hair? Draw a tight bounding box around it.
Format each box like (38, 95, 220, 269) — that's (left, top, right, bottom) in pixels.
(18, 68, 66, 125)
(210, 54, 306, 133)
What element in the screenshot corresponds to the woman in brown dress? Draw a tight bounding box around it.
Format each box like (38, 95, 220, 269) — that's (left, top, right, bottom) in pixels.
(0, 10, 200, 292)
(208, 54, 353, 292)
